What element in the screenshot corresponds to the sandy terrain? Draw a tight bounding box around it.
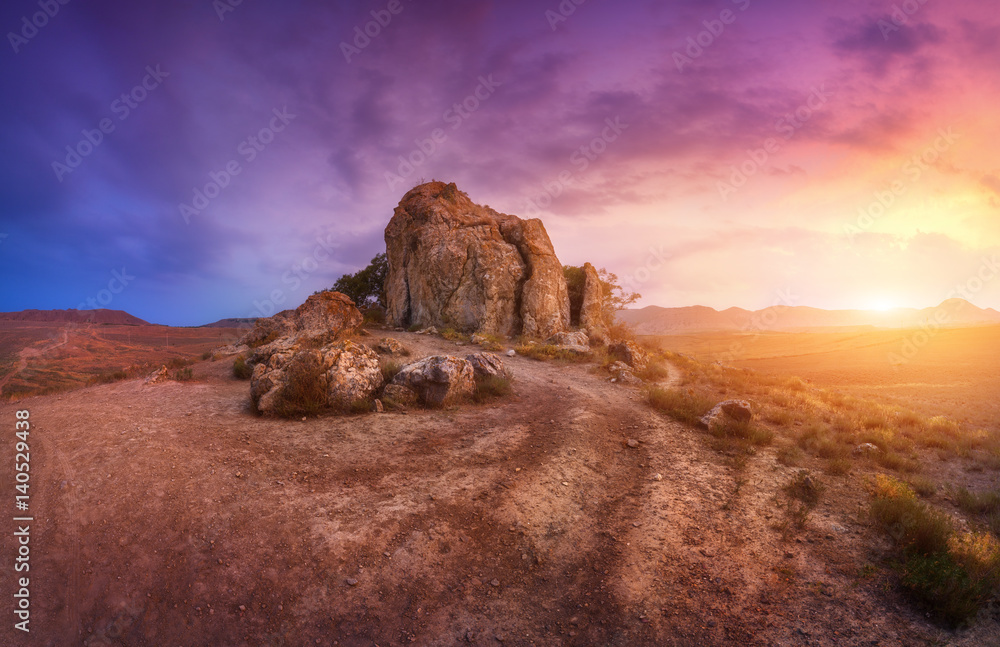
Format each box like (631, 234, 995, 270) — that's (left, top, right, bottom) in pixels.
(0, 330, 996, 646)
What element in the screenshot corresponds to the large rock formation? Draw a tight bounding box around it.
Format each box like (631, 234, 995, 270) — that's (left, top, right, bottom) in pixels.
(580, 262, 609, 344)
(250, 341, 383, 416)
(384, 181, 569, 338)
(241, 291, 361, 348)
(242, 291, 363, 366)
(390, 355, 475, 407)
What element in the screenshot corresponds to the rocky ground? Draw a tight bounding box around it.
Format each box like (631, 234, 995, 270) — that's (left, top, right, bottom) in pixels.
(1, 330, 997, 646)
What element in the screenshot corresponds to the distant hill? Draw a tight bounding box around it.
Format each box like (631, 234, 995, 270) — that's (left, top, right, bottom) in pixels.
(200, 318, 257, 328)
(617, 298, 1000, 335)
(0, 308, 149, 326)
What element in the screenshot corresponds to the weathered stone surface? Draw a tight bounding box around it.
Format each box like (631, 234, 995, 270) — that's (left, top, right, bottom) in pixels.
(609, 341, 648, 372)
(699, 399, 754, 429)
(608, 361, 642, 386)
(385, 181, 569, 338)
(250, 341, 382, 415)
(544, 330, 591, 354)
(323, 341, 383, 408)
(853, 442, 882, 456)
(242, 291, 362, 365)
(391, 355, 475, 406)
(465, 352, 511, 380)
(580, 262, 608, 345)
(382, 383, 419, 407)
(374, 337, 407, 356)
(145, 365, 170, 385)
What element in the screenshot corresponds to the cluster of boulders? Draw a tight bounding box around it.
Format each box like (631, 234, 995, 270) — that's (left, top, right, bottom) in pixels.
(607, 341, 648, 385)
(225, 290, 512, 416)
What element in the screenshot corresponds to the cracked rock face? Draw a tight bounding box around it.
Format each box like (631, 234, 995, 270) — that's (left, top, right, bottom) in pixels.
(384, 181, 569, 338)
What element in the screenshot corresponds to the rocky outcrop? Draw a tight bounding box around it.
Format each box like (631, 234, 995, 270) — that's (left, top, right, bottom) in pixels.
(384, 181, 569, 338)
(242, 291, 362, 365)
(609, 341, 648, 372)
(144, 366, 170, 385)
(390, 355, 475, 407)
(579, 263, 608, 344)
(374, 338, 408, 356)
(545, 331, 591, 354)
(608, 361, 641, 386)
(699, 399, 754, 429)
(465, 352, 511, 380)
(250, 341, 382, 416)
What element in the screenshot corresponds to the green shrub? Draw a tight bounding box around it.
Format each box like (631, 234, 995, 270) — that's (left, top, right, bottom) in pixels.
(201, 351, 213, 360)
(635, 361, 670, 382)
(473, 375, 512, 402)
(232, 355, 253, 380)
(173, 368, 194, 382)
(954, 487, 1000, 517)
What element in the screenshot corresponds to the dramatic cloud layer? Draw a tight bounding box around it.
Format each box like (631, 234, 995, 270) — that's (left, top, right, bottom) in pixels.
(1, 0, 998, 324)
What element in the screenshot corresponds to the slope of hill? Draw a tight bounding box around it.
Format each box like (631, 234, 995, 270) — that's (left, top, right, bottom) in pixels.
(0, 308, 149, 325)
(200, 317, 257, 328)
(618, 299, 1000, 334)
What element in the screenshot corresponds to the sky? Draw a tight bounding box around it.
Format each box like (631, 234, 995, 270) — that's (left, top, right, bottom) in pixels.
(1, 0, 999, 326)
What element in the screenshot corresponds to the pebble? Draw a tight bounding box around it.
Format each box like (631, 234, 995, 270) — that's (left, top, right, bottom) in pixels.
(653, 473, 663, 481)
(346, 578, 359, 586)
(490, 579, 500, 587)
(626, 439, 639, 448)
(239, 605, 246, 612)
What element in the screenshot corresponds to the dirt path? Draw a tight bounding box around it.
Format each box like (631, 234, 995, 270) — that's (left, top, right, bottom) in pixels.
(0, 327, 70, 390)
(0, 331, 986, 646)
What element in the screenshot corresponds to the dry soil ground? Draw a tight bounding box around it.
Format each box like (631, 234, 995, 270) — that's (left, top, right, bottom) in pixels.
(0, 330, 997, 646)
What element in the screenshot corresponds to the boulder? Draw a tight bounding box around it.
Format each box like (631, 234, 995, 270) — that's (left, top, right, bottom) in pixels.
(323, 341, 384, 408)
(250, 341, 382, 416)
(580, 262, 608, 345)
(384, 181, 569, 338)
(374, 337, 407, 356)
(144, 365, 170, 385)
(699, 399, 754, 429)
(609, 341, 648, 372)
(853, 443, 882, 456)
(545, 330, 591, 354)
(465, 352, 511, 380)
(241, 291, 362, 364)
(391, 355, 475, 406)
(382, 383, 419, 407)
(608, 361, 642, 386)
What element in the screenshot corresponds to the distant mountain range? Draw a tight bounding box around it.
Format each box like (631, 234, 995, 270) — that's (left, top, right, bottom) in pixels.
(0, 308, 149, 326)
(200, 318, 257, 328)
(616, 298, 1000, 335)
